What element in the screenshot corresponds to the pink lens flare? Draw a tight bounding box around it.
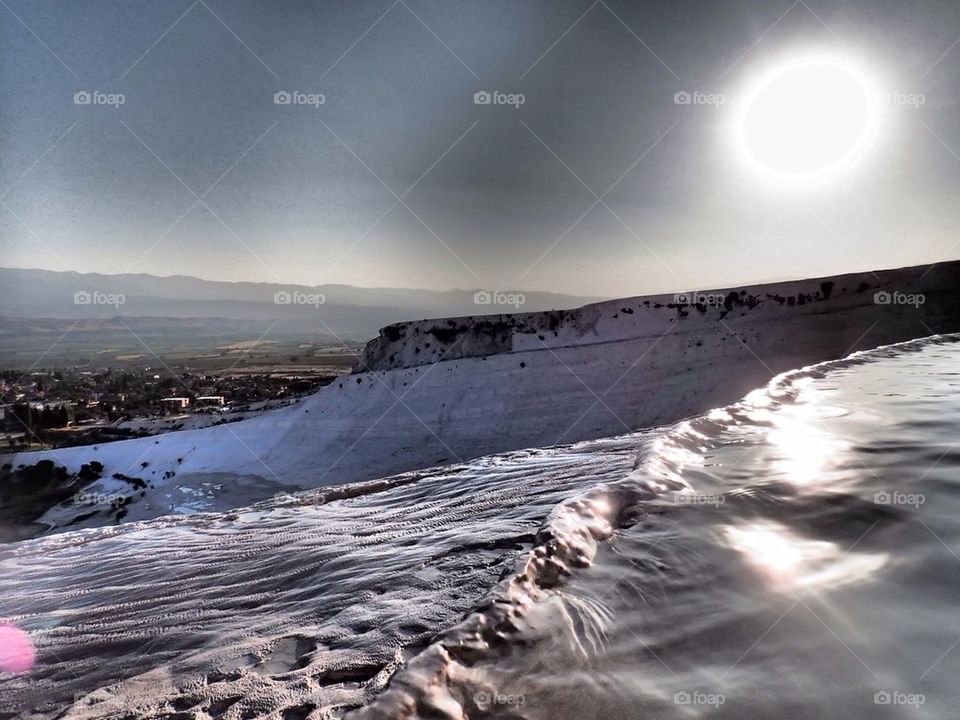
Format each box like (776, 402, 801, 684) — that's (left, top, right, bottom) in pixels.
(0, 623, 35, 674)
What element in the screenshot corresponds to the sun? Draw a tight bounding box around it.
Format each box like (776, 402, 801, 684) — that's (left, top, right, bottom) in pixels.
(735, 56, 878, 183)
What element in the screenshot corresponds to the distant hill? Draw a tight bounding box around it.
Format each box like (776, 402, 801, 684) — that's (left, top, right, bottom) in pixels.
(0, 267, 600, 339)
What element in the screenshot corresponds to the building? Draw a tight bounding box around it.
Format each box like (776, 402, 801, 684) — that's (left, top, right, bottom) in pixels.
(194, 396, 226, 407)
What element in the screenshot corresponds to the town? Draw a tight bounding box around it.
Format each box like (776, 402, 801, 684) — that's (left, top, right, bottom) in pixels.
(0, 364, 349, 451)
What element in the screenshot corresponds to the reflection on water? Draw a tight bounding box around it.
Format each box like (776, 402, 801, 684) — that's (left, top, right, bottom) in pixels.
(767, 413, 847, 488)
(724, 520, 888, 591)
(356, 336, 960, 720)
(516, 337, 960, 720)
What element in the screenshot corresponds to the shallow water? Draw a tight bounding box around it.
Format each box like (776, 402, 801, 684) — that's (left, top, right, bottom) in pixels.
(2, 335, 959, 719)
(0, 433, 644, 718)
(357, 335, 960, 720)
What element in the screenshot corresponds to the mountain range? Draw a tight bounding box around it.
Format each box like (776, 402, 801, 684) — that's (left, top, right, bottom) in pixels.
(0, 267, 599, 335)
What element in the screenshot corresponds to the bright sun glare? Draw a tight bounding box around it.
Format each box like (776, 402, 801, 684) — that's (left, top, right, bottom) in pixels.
(737, 57, 877, 183)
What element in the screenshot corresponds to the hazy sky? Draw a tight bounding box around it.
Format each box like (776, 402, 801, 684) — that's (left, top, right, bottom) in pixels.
(2, 0, 960, 297)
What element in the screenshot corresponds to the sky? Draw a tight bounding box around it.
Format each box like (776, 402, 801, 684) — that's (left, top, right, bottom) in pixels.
(2, 0, 960, 297)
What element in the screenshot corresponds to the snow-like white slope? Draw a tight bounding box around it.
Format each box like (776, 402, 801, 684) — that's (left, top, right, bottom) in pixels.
(5, 261, 960, 530)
